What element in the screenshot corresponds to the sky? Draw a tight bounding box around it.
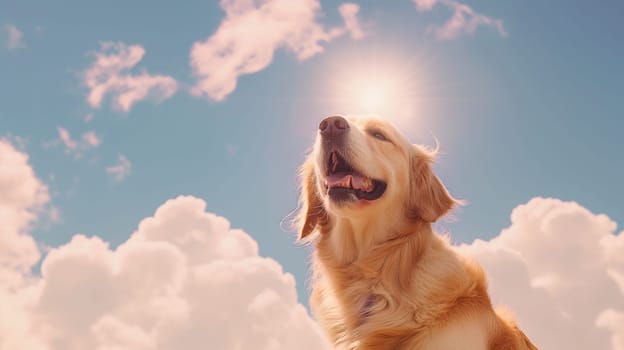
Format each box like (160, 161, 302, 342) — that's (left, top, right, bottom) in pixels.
(1, 0, 623, 349)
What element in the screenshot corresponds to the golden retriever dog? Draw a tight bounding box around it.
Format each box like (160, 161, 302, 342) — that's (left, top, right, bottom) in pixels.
(296, 116, 537, 350)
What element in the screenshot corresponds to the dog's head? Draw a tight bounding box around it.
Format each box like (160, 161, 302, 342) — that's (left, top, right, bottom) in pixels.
(297, 115, 458, 240)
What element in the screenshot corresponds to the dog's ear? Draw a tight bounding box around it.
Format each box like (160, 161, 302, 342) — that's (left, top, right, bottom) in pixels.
(296, 158, 326, 240)
(407, 145, 458, 223)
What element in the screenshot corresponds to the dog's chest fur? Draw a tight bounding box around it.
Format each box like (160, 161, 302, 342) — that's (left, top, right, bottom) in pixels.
(312, 232, 492, 350)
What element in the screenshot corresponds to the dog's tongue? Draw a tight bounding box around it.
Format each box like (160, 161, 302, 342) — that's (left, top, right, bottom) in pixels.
(326, 172, 371, 191)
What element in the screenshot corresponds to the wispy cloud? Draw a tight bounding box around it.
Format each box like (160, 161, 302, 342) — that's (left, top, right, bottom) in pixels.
(81, 131, 101, 147)
(106, 154, 131, 182)
(57, 127, 78, 151)
(226, 144, 238, 158)
(84, 42, 178, 112)
(52, 127, 101, 158)
(190, 0, 365, 101)
(83, 113, 94, 123)
(2, 133, 28, 149)
(47, 206, 61, 224)
(5, 24, 26, 50)
(339, 3, 365, 40)
(413, 0, 506, 40)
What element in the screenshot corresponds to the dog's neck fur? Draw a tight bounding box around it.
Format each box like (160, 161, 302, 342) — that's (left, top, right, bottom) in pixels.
(321, 209, 425, 265)
(313, 217, 490, 347)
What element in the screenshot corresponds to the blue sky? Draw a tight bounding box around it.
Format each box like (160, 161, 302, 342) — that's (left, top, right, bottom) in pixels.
(2, 1, 624, 346)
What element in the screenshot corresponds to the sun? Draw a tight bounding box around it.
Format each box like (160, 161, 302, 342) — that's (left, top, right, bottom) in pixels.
(321, 49, 427, 127)
(348, 73, 401, 116)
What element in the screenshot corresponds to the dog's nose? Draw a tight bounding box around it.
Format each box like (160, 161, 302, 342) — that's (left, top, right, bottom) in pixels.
(319, 116, 349, 138)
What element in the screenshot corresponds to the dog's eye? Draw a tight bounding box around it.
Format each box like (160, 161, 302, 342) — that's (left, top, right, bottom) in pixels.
(370, 130, 388, 141)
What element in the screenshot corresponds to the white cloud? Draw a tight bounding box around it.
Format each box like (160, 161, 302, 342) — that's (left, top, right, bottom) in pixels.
(413, 0, 506, 40)
(0, 139, 49, 287)
(5, 24, 26, 50)
(84, 42, 178, 112)
(190, 0, 365, 101)
(106, 155, 132, 182)
(53, 127, 101, 158)
(459, 197, 624, 350)
(0, 194, 330, 350)
(0, 140, 47, 296)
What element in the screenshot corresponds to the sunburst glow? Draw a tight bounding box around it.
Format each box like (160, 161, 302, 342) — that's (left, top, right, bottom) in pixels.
(322, 50, 427, 127)
(350, 75, 395, 114)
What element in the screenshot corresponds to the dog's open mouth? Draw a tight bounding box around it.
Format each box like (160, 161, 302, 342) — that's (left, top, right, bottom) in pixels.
(324, 151, 387, 201)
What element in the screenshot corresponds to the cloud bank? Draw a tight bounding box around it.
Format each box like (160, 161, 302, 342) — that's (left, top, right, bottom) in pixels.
(0, 141, 329, 350)
(459, 197, 624, 349)
(2, 139, 622, 349)
(190, 0, 365, 101)
(413, 0, 506, 40)
(84, 42, 178, 112)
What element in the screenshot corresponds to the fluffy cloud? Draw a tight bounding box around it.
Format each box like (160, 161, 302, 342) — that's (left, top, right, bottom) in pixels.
(0, 142, 327, 349)
(0, 190, 330, 349)
(190, 0, 365, 101)
(0, 139, 49, 350)
(5, 24, 25, 50)
(413, 0, 506, 40)
(0, 139, 49, 289)
(106, 154, 132, 182)
(84, 42, 178, 112)
(459, 197, 624, 349)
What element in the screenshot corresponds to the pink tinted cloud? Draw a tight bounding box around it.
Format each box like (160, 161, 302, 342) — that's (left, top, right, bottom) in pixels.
(459, 197, 624, 349)
(0, 195, 330, 349)
(81, 131, 101, 147)
(5, 24, 25, 50)
(54, 127, 101, 157)
(414, 0, 438, 11)
(106, 154, 131, 182)
(413, 0, 506, 40)
(84, 42, 178, 112)
(0, 139, 49, 289)
(339, 3, 365, 39)
(190, 0, 365, 101)
(57, 127, 78, 150)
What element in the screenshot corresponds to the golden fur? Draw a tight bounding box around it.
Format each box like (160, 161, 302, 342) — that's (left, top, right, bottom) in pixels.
(296, 116, 538, 350)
